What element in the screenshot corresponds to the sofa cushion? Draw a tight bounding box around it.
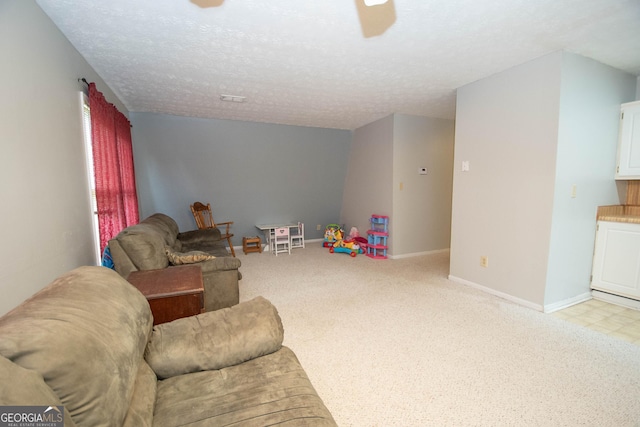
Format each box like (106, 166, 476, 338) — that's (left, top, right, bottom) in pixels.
(0, 266, 153, 427)
(165, 247, 216, 265)
(178, 228, 230, 257)
(122, 360, 156, 427)
(145, 297, 283, 379)
(116, 223, 170, 271)
(185, 242, 231, 258)
(0, 355, 77, 427)
(152, 347, 336, 427)
(178, 228, 222, 245)
(140, 213, 179, 249)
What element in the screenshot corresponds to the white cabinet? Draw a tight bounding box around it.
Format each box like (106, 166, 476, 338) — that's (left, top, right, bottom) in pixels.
(615, 100, 640, 179)
(591, 220, 640, 300)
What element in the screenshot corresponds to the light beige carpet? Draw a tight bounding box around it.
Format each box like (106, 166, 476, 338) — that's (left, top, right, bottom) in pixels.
(237, 244, 640, 426)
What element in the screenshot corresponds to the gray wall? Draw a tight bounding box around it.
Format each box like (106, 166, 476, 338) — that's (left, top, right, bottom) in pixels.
(450, 51, 637, 311)
(0, 1, 127, 315)
(130, 112, 352, 242)
(392, 114, 454, 256)
(340, 115, 394, 245)
(341, 114, 454, 257)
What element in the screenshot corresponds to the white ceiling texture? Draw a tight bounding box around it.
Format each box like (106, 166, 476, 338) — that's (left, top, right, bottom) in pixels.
(36, 0, 640, 130)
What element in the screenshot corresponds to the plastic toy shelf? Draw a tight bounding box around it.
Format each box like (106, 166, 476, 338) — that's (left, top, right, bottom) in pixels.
(366, 244, 388, 259)
(366, 214, 389, 259)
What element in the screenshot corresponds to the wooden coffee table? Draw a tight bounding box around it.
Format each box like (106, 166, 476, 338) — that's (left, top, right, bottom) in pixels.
(127, 265, 204, 325)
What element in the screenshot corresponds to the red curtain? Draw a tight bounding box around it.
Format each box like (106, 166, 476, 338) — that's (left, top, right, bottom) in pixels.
(114, 110, 140, 227)
(89, 83, 139, 253)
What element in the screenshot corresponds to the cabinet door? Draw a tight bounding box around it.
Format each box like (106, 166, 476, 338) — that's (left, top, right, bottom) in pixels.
(615, 101, 640, 179)
(591, 221, 640, 299)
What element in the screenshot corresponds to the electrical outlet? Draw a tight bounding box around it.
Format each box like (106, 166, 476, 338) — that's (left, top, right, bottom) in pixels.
(480, 256, 489, 268)
(317, 224, 322, 231)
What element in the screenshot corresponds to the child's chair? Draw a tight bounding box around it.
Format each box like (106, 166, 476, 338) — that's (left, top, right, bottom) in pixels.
(273, 227, 291, 256)
(290, 222, 305, 249)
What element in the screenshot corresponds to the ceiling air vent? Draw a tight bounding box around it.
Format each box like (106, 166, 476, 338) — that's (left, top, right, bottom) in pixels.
(220, 94, 246, 103)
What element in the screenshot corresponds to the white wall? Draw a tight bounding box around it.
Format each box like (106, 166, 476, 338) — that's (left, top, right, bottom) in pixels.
(450, 51, 637, 311)
(392, 114, 454, 256)
(450, 52, 563, 308)
(544, 53, 637, 308)
(0, 1, 126, 314)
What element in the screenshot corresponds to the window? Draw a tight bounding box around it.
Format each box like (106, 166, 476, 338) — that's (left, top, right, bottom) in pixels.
(80, 92, 101, 264)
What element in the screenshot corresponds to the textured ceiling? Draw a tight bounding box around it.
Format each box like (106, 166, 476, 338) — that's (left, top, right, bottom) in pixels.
(36, 0, 640, 130)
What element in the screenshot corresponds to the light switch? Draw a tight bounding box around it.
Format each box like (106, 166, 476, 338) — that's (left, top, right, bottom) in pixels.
(462, 161, 470, 172)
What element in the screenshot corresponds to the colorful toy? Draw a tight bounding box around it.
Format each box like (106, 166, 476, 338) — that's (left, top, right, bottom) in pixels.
(323, 224, 343, 248)
(324, 223, 366, 256)
(330, 245, 359, 257)
(367, 214, 389, 259)
(348, 227, 368, 251)
(329, 228, 364, 257)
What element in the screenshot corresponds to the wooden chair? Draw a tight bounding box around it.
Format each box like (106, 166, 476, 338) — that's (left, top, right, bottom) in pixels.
(190, 202, 236, 257)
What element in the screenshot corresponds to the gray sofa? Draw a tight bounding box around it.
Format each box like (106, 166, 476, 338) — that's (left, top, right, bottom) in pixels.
(109, 213, 241, 311)
(0, 266, 336, 426)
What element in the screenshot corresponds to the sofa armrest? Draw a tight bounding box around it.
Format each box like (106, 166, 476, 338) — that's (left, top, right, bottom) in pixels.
(178, 228, 222, 245)
(144, 297, 283, 380)
(199, 256, 241, 272)
(200, 258, 241, 311)
(108, 239, 138, 278)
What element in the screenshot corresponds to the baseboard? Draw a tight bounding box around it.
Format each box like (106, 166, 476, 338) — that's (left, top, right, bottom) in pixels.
(237, 241, 448, 260)
(448, 275, 544, 312)
(543, 292, 592, 314)
(591, 290, 640, 310)
(390, 248, 449, 260)
(234, 238, 325, 254)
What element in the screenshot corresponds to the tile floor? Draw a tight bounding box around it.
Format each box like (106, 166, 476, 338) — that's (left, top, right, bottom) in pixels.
(552, 298, 640, 346)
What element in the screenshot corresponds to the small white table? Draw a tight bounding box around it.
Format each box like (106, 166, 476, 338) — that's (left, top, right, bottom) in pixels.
(256, 222, 299, 253)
